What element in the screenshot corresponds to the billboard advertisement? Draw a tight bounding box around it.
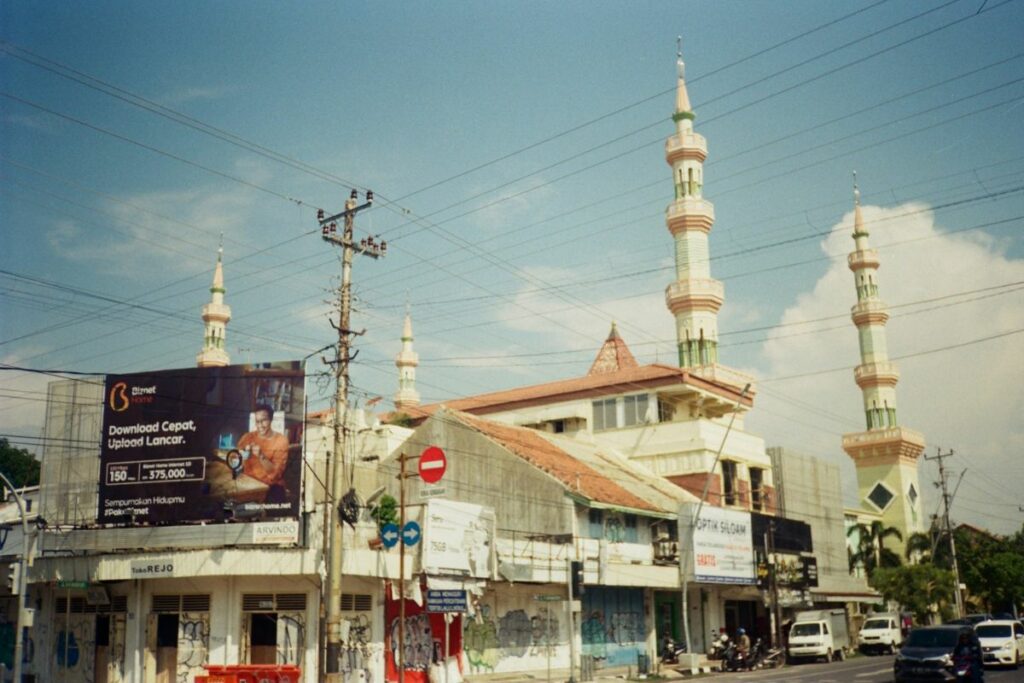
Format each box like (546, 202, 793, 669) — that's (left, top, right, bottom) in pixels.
(421, 499, 494, 579)
(684, 504, 755, 584)
(98, 362, 304, 525)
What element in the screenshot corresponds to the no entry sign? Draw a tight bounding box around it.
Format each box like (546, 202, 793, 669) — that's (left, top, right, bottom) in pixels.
(418, 446, 447, 484)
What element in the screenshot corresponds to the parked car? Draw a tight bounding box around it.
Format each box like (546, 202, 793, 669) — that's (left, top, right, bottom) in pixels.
(858, 613, 903, 654)
(965, 613, 993, 625)
(974, 620, 1024, 669)
(893, 625, 982, 682)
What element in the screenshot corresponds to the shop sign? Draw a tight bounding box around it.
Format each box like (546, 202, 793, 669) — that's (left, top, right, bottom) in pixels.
(687, 504, 755, 584)
(131, 560, 174, 578)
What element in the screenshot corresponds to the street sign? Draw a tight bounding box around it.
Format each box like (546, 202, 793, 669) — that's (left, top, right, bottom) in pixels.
(402, 520, 421, 546)
(426, 589, 467, 613)
(419, 485, 446, 500)
(533, 594, 563, 602)
(418, 446, 447, 484)
(57, 580, 89, 590)
(381, 523, 400, 549)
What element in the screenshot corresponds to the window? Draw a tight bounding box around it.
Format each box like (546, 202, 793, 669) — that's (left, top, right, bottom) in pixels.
(624, 514, 638, 543)
(867, 482, 895, 511)
(907, 483, 918, 506)
(623, 395, 649, 427)
(658, 399, 673, 423)
(722, 461, 738, 505)
(588, 509, 603, 538)
(592, 399, 617, 431)
(750, 468, 764, 511)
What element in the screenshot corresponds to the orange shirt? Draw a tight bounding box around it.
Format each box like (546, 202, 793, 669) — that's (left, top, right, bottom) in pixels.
(237, 431, 290, 486)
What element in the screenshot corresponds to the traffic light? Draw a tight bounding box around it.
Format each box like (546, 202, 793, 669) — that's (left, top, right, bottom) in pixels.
(570, 560, 584, 597)
(5, 563, 20, 594)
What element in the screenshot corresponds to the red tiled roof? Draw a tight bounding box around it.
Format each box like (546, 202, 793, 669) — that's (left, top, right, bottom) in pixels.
(449, 410, 662, 512)
(588, 323, 639, 376)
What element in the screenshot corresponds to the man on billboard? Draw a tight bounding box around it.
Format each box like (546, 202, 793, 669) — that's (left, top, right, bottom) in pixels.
(237, 404, 290, 489)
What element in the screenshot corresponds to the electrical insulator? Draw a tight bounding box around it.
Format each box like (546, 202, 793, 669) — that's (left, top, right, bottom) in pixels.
(317, 208, 325, 221)
(321, 224, 328, 237)
(366, 190, 374, 203)
(381, 241, 387, 254)
(350, 189, 358, 200)
(330, 222, 337, 234)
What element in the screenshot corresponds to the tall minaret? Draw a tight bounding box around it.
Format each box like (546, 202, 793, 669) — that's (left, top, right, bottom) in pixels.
(196, 244, 232, 368)
(393, 310, 420, 411)
(664, 38, 723, 371)
(842, 176, 925, 554)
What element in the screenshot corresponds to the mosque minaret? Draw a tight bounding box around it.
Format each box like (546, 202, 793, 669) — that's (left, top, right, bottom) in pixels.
(664, 40, 723, 372)
(196, 244, 232, 368)
(393, 311, 421, 411)
(841, 176, 925, 553)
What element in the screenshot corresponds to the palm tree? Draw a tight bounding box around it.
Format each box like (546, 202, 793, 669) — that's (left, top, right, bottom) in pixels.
(904, 531, 933, 563)
(848, 521, 903, 576)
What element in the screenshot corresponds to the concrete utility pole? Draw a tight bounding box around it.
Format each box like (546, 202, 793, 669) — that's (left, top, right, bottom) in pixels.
(926, 447, 964, 618)
(319, 190, 383, 682)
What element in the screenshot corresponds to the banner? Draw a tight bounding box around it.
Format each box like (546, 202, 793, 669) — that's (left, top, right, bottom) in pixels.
(98, 362, 304, 525)
(686, 504, 754, 584)
(421, 499, 494, 578)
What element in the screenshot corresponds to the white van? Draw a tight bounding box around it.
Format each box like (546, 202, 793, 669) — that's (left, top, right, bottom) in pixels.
(787, 609, 850, 663)
(858, 613, 903, 654)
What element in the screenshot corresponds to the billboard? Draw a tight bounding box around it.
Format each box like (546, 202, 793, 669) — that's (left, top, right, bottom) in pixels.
(684, 504, 755, 584)
(98, 362, 304, 525)
(421, 499, 494, 578)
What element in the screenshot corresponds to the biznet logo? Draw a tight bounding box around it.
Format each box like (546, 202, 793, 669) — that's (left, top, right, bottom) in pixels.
(109, 382, 157, 412)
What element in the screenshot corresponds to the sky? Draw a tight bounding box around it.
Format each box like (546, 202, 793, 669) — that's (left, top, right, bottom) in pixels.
(1, 1, 1022, 534)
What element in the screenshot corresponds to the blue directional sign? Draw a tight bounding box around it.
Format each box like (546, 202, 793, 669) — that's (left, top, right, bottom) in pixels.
(380, 523, 400, 549)
(402, 520, 421, 547)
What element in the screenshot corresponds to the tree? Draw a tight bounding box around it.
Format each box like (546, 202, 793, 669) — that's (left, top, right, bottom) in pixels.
(0, 438, 40, 489)
(848, 521, 903, 576)
(872, 564, 956, 624)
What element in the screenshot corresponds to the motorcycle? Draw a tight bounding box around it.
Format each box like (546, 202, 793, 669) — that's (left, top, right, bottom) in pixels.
(721, 641, 750, 672)
(660, 636, 687, 665)
(756, 645, 785, 669)
(707, 631, 730, 660)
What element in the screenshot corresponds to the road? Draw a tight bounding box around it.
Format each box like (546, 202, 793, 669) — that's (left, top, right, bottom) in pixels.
(699, 655, 1023, 682)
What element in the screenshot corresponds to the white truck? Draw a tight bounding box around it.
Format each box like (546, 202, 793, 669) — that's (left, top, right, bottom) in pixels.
(787, 609, 850, 663)
(857, 612, 903, 654)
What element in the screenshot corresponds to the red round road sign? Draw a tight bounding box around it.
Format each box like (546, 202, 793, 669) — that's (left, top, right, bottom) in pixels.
(418, 446, 447, 484)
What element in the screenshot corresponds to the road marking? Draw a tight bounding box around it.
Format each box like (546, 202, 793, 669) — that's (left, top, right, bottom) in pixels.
(855, 669, 892, 677)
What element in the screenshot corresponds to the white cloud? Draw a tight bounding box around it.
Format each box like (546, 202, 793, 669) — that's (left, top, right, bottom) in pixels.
(750, 201, 1024, 534)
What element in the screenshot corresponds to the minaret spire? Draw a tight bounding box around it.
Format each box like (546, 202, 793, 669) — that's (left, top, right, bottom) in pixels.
(393, 307, 420, 411)
(664, 38, 723, 372)
(196, 241, 232, 367)
(842, 175, 925, 556)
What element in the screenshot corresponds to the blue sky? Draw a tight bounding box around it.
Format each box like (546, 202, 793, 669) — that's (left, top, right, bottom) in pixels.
(2, 1, 1022, 532)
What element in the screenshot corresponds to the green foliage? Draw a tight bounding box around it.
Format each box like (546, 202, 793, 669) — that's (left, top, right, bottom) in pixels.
(871, 564, 955, 623)
(847, 521, 903, 577)
(386, 413, 415, 428)
(0, 438, 40, 489)
(370, 493, 398, 530)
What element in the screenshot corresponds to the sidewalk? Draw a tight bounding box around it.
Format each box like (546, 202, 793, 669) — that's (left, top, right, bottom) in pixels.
(462, 661, 711, 683)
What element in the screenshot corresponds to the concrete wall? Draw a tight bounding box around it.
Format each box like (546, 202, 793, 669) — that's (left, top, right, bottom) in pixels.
(767, 447, 852, 587)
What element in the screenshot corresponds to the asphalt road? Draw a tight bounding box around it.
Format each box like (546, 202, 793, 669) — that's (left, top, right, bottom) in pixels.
(700, 654, 1024, 682)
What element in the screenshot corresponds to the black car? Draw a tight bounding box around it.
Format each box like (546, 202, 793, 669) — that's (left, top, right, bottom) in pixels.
(893, 625, 983, 681)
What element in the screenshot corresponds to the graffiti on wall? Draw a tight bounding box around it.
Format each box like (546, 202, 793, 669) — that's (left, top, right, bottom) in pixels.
(463, 601, 566, 672)
(54, 615, 96, 683)
(581, 609, 645, 666)
(463, 605, 499, 673)
(388, 613, 435, 672)
(339, 613, 376, 683)
(277, 612, 305, 665)
(177, 612, 210, 683)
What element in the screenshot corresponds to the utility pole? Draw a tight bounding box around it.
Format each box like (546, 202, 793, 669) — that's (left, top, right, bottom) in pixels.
(926, 447, 964, 618)
(320, 189, 384, 682)
(767, 520, 782, 649)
